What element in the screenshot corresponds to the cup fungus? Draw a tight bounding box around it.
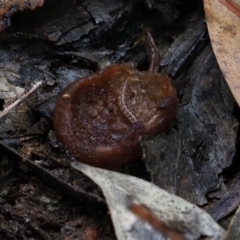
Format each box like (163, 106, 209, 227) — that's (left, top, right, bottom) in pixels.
(53, 29, 177, 169)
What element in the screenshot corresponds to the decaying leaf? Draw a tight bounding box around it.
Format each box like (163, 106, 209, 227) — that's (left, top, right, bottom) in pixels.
(208, 172, 240, 221)
(82, 0, 125, 24)
(71, 161, 224, 240)
(0, 0, 44, 32)
(204, 0, 240, 106)
(143, 44, 237, 205)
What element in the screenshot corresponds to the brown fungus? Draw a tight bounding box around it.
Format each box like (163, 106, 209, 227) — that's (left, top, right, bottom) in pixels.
(53, 30, 177, 169)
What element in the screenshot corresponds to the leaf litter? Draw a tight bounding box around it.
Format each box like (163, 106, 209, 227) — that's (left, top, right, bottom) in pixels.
(1, 1, 237, 239)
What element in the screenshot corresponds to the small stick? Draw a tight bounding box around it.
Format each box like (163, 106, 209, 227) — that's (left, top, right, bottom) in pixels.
(0, 81, 43, 118)
(142, 28, 160, 72)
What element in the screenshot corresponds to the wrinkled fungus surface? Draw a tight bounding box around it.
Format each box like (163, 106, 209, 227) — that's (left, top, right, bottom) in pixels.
(54, 29, 177, 169)
(54, 63, 177, 169)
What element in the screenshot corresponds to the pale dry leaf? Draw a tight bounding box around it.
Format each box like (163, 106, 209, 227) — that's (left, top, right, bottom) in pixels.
(71, 161, 224, 240)
(204, 0, 240, 106)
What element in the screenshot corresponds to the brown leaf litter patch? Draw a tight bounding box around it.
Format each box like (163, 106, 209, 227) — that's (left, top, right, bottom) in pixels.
(0, 0, 44, 32)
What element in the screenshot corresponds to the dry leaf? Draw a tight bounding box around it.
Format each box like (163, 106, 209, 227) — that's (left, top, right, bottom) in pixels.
(204, 0, 240, 106)
(71, 161, 224, 240)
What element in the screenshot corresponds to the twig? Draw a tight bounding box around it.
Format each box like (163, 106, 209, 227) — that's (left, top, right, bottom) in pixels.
(0, 81, 43, 118)
(0, 142, 106, 208)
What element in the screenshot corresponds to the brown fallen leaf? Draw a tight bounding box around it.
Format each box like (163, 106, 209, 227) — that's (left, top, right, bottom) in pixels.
(204, 0, 240, 106)
(0, 0, 44, 32)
